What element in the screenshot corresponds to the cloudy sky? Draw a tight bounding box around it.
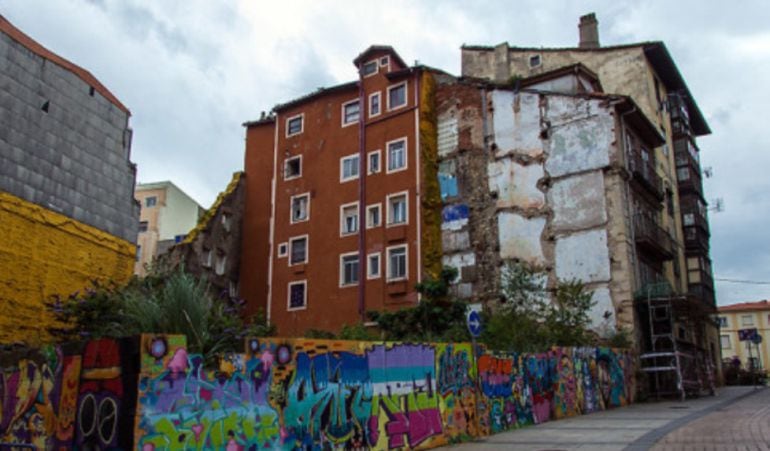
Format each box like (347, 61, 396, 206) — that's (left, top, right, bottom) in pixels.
(3, 0, 769, 305)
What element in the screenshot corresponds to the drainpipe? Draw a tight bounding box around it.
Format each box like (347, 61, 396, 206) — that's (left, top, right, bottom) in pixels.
(357, 63, 367, 322)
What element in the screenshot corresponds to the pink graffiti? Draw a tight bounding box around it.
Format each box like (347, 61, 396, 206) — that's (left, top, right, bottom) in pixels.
(532, 397, 550, 424)
(259, 350, 274, 372)
(166, 348, 188, 375)
(382, 408, 443, 448)
(191, 424, 204, 441)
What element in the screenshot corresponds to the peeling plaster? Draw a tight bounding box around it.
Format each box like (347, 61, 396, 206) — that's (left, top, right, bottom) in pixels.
(545, 113, 613, 178)
(548, 170, 607, 232)
(488, 159, 545, 210)
(491, 91, 543, 158)
(498, 212, 546, 265)
(554, 229, 611, 283)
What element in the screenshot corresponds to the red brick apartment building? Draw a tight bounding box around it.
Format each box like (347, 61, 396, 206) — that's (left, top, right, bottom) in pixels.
(240, 47, 445, 335)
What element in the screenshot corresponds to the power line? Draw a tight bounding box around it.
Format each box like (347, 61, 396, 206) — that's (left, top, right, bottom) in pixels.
(715, 278, 770, 285)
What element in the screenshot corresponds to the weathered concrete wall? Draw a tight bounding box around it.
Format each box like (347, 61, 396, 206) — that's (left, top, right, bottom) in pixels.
(0, 192, 135, 344)
(0, 31, 138, 242)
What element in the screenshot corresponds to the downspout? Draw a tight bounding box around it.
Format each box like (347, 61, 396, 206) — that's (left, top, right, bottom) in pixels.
(357, 63, 367, 322)
(414, 69, 422, 293)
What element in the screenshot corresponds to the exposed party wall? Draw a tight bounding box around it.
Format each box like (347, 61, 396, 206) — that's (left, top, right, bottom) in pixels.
(0, 335, 633, 450)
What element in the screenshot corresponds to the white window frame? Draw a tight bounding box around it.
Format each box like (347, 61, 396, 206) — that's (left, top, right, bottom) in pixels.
(379, 56, 390, 69)
(277, 242, 288, 258)
(340, 202, 360, 236)
(387, 81, 408, 111)
(386, 244, 408, 281)
(367, 252, 381, 279)
(287, 280, 307, 311)
(284, 155, 302, 181)
(340, 153, 360, 183)
(742, 314, 754, 326)
(339, 251, 360, 287)
(145, 196, 157, 207)
(369, 92, 381, 118)
(290, 192, 310, 224)
(285, 113, 304, 137)
(368, 150, 381, 174)
(366, 203, 382, 229)
(362, 60, 379, 77)
(341, 99, 360, 127)
(386, 191, 409, 227)
(386, 137, 407, 174)
(720, 334, 731, 349)
(288, 234, 309, 266)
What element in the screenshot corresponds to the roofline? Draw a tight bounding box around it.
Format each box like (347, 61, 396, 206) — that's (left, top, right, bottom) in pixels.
(519, 62, 603, 92)
(136, 180, 203, 209)
(272, 81, 358, 113)
(0, 14, 130, 115)
(462, 41, 711, 136)
(353, 45, 408, 68)
(718, 301, 770, 313)
(242, 116, 276, 127)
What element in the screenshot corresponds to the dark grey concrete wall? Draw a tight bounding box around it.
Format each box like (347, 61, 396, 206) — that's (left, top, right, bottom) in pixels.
(0, 32, 139, 242)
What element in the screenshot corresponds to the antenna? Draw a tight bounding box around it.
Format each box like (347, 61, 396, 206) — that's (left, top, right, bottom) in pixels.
(703, 167, 713, 178)
(709, 198, 724, 213)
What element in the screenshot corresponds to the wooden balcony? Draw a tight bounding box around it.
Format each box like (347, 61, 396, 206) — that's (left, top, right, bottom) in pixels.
(684, 227, 710, 252)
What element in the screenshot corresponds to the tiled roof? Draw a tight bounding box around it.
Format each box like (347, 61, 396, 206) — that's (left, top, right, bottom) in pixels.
(719, 300, 770, 312)
(0, 14, 129, 115)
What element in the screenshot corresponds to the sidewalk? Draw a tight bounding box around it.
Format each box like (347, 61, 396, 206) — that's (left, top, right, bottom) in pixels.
(442, 386, 760, 451)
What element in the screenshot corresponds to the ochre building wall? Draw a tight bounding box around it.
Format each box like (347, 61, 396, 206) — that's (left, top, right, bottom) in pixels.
(0, 191, 135, 344)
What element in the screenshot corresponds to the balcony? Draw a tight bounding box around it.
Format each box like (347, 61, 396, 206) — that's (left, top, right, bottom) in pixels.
(676, 166, 704, 197)
(688, 282, 716, 310)
(669, 94, 691, 138)
(682, 210, 709, 234)
(634, 214, 675, 260)
(627, 151, 664, 200)
(684, 227, 710, 252)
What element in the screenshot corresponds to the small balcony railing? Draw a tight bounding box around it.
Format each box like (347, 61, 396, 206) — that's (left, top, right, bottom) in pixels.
(627, 152, 664, 200)
(684, 227, 710, 252)
(634, 214, 675, 260)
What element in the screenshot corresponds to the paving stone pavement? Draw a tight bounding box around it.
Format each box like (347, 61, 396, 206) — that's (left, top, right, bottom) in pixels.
(650, 386, 770, 451)
(443, 386, 762, 451)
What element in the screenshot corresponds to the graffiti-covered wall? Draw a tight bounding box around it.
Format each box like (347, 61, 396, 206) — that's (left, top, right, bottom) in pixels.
(135, 335, 634, 450)
(0, 335, 632, 449)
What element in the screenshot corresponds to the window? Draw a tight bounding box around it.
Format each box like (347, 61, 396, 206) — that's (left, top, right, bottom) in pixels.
(677, 167, 690, 181)
(145, 196, 157, 207)
(387, 192, 408, 225)
(202, 249, 212, 268)
(285, 155, 302, 180)
(683, 213, 694, 226)
(288, 280, 307, 310)
(718, 316, 728, 328)
(174, 234, 186, 243)
(277, 243, 288, 258)
(286, 114, 303, 137)
(340, 203, 359, 236)
(342, 100, 360, 126)
(742, 314, 754, 326)
(368, 253, 381, 279)
(387, 82, 407, 110)
(362, 60, 378, 77)
(379, 56, 390, 68)
(340, 154, 360, 182)
(340, 253, 359, 286)
(221, 213, 231, 231)
(215, 252, 227, 276)
(290, 193, 310, 223)
(529, 54, 541, 68)
(138, 221, 148, 232)
(720, 334, 731, 349)
(368, 150, 381, 174)
(386, 138, 407, 172)
(366, 203, 381, 228)
(369, 92, 381, 117)
(289, 236, 308, 265)
(387, 245, 407, 281)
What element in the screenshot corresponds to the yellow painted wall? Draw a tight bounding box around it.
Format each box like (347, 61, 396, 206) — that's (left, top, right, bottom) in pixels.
(719, 309, 770, 369)
(0, 191, 135, 345)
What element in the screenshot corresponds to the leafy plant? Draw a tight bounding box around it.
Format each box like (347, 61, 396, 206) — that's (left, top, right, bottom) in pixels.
(338, 323, 374, 341)
(46, 265, 274, 365)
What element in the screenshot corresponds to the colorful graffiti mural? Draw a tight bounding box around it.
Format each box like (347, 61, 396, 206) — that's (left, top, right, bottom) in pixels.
(1, 335, 633, 450)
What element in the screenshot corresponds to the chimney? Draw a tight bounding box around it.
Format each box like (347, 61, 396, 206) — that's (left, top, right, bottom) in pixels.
(579, 13, 600, 49)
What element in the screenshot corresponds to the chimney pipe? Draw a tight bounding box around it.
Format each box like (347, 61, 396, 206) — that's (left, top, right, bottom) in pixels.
(579, 13, 600, 49)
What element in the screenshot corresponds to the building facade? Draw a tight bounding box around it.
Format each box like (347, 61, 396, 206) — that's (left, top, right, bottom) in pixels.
(134, 181, 204, 275)
(162, 172, 245, 297)
(0, 15, 139, 343)
(240, 46, 445, 336)
(461, 14, 718, 393)
(718, 301, 770, 370)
